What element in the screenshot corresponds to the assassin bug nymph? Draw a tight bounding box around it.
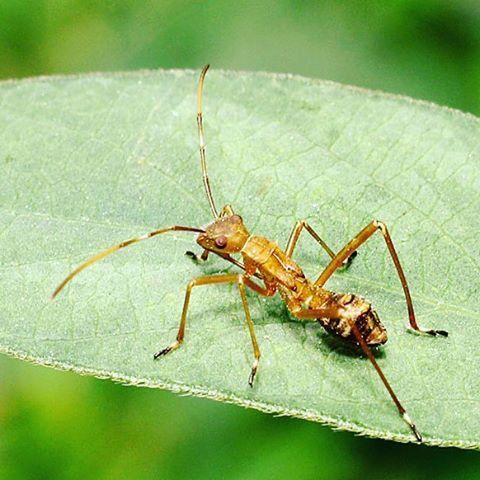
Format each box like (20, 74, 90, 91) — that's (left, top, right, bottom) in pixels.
(52, 65, 448, 442)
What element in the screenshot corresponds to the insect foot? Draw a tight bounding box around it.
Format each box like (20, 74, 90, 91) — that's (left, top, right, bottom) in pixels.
(248, 358, 260, 387)
(185, 250, 199, 261)
(402, 412, 423, 443)
(153, 340, 181, 359)
(407, 326, 449, 337)
(185, 250, 208, 263)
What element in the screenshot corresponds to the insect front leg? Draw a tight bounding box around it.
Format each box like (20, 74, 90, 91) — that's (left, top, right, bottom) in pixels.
(153, 273, 263, 387)
(314, 220, 448, 337)
(285, 220, 356, 267)
(185, 250, 264, 282)
(185, 249, 210, 263)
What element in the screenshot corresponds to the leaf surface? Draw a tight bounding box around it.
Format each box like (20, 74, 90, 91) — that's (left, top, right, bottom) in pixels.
(0, 69, 479, 448)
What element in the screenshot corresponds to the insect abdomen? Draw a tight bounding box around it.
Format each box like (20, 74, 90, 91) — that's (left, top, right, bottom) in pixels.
(317, 293, 388, 346)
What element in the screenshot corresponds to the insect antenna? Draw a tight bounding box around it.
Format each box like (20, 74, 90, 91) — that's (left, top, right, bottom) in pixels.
(197, 64, 219, 218)
(51, 225, 205, 299)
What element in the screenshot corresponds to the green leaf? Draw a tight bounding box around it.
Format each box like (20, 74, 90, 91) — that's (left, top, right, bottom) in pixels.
(0, 69, 479, 449)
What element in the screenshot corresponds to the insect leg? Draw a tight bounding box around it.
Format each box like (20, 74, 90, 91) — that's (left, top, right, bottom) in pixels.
(290, 306, 345, 320)
(314, 220, 447, 337)
(285, 220, 356, 267)
(185, 250, 264, 281)
(153, 273, 263, 386)
(289, 304, 422, 441)
(185, 249, 210, 263)
(350, 322, 423, 442)
(238, 276, 262, 386)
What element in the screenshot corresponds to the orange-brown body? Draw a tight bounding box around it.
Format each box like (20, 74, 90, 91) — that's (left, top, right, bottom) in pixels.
(197, 212, 388, 347)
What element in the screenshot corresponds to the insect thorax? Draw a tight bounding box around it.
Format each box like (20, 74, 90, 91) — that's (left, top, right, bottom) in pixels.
(241, 236, 308, 289)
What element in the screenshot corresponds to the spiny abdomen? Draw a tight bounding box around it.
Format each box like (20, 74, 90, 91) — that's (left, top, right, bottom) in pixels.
(317, 293, 388, 346)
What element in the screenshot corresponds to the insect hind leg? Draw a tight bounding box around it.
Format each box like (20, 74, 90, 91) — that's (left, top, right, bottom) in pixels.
(350, 322, 423, 442)
(315, 220, 448, 337)
(288, 301, 423, 442)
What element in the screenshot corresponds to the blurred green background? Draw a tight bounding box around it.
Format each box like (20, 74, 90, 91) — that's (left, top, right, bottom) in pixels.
(1, 1, 479, 479)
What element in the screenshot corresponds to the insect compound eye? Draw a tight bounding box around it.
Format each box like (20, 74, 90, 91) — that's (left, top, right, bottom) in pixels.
(231, 214, 242, 223)
(215, 235, 228, 249)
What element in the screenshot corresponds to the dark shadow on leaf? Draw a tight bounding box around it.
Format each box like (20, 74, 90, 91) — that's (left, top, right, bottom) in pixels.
(318, 330, 386, 360)
(259, 293, 387, 360)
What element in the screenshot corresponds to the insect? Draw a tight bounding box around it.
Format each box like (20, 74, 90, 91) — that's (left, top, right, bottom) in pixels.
(52, 65, 448, 442)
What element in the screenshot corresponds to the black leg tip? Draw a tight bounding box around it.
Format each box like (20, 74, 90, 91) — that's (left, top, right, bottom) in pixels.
(402, 412, 423, 443)
(428, 329, 449, 337)
(248, 368, 257, 388)
(185, 251, 196, 260)
(408, 327, 449, 338)
(153, 346, 172, 359)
